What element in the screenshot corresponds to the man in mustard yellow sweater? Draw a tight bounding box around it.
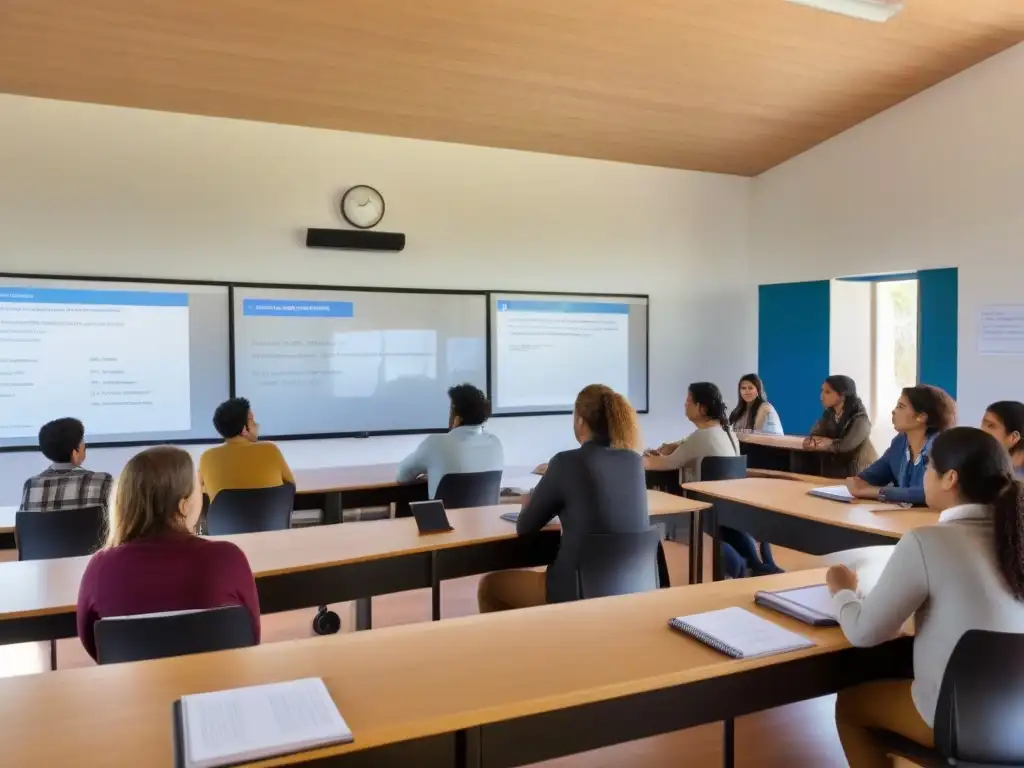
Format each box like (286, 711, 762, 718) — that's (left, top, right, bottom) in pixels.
(199, 397, 295, 501)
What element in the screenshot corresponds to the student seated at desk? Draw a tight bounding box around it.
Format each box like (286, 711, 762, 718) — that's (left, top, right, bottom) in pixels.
(980, 400, 1024, 479)
(804, 375, 877, 477)
(477, 384, 646, 611)
(76, 446, 260, 661)
(198, 397, 294, 502)
(646, 382, 780, 577)
(728, 373, 783, 435)
(19, 417, 113, 514)
(828, 427, 1024, 768)
(847, 385, 956, 506)
(397, 383, 504, 499)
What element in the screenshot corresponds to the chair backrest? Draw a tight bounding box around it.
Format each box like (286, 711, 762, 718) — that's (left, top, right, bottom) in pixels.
(433, 470, 502, 509)
(933, 629, 1024, 764)
(94, 606, 256, 665)
(576, 526, 663, 600)
(206, 484, 295, 535)
(698, 454, 748, 482)
(16, 506, 106, 561)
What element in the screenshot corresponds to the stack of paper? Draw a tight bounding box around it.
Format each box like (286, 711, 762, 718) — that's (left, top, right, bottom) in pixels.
(755, 584, 838, 626)
(177, 678, 352, 768)
(808, 485, 855, 503)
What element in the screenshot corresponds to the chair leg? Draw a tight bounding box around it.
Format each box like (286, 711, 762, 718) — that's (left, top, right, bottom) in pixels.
(49, 639, 57, 671)
(723, 717, 735, 768)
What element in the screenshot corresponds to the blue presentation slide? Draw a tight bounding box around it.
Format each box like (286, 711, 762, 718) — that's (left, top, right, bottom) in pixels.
(494, 299, 630, 408)
(0, 286, 192, 439)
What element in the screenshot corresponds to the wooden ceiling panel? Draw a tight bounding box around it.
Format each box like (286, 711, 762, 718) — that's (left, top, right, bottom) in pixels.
(0, 0, 1021, 175)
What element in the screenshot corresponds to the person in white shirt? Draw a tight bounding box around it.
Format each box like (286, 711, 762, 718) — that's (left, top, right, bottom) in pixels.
(728, 373, 783, 435)
(396, 384, 504, 499)
(827, 426, 1024, 768)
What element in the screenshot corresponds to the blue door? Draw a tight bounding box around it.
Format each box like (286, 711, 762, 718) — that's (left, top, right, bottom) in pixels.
(758, 281, 831, 433)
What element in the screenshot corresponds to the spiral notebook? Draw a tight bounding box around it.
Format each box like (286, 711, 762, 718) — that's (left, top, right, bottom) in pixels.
(668, 606, 815, 659)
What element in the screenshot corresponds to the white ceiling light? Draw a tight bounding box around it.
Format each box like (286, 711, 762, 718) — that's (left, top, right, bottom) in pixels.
(786, 0, 904, 23)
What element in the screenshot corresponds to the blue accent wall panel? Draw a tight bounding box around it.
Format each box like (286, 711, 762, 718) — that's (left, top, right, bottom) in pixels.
(918, 268, 958, 398)
(758, 281, 831, 434)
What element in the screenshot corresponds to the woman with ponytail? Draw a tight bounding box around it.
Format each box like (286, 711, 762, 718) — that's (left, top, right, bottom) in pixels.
(477, 384, 648, 611)
(645, 382, 781, 577)
(828, 427, 1024, 768)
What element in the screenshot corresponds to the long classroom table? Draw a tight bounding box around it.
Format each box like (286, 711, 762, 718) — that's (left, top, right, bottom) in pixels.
(683, 477, 939, 581)
(0, 490, 705, 647)
(738, 432, 837, 477)
(0, 570, 911, 768)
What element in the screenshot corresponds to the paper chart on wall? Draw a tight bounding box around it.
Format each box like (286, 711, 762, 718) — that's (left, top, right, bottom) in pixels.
(978, 305, 1024, 356)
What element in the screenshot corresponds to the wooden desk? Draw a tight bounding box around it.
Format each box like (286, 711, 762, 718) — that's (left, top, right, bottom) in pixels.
(0, 490, 705, 646)
(292, 463, 427, 523)
(0, 570, 911, 768)
(737, 432, 835, 477)
(745, 468, 833, 484)
(683, 478, 939, 581)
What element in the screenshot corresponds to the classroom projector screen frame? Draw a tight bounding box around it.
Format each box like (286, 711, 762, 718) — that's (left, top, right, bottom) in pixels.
(0, 273, 232, 452)
(488, 291, 649, 417)
(230, 283, 489, 441)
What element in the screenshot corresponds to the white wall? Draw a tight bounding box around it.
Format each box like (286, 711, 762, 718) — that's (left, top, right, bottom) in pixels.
(0, 95, 754, 502)
(751, 42, 1024, 428)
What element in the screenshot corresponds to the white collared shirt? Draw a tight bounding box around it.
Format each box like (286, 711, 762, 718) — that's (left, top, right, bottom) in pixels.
(833, 503, 1024, 725)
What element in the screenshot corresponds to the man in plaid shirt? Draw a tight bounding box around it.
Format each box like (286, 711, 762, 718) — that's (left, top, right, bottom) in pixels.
(20, 418, 113, 513)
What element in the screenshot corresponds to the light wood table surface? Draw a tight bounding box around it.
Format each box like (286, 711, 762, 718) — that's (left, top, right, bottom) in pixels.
(0, 490, 705, 635)
(682, 478, 939, 582)
(745, 468, 834, 484)
(736, 433, 813, 451)
(0, 569, 910, 768)
(684, 478, 938, 539)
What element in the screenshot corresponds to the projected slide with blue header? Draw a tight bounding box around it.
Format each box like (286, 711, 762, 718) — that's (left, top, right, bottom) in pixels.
(490, 293, 648, 414)
(232, 287, 487, 436)
(0, 278, 231, 447)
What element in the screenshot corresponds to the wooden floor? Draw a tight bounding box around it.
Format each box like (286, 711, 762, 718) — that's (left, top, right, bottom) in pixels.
(0, 540, 850, 766)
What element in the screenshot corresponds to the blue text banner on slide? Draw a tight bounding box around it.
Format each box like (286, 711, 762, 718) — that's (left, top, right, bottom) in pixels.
(758, 281, 830, 434)
(232, 286, 487, 438)
(242, 299, 354, 318)
(489, 293, 648, 416)
(0, 277, 230, 448)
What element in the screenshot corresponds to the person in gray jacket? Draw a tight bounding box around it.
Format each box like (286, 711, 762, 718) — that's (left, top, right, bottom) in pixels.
(477, 384, 647, 610)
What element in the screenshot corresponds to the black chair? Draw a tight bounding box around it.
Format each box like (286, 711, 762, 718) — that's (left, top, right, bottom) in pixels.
(205, 484, 296, 535)
(575, 526, 663, 600)
(94, 605, 256, 665)
(15, 506, 106, 561)
(16, 505, 107, 670)
(880, 629, 1024, 767)
(433, 470, 502, 509)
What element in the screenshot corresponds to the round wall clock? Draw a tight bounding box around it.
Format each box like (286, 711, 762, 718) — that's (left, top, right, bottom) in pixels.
(340, 185, 385, 229)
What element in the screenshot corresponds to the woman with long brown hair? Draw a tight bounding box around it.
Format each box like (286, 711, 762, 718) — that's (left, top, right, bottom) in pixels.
(76, 446, 260, 660)
(828, 427, 1024, 766)
(477, 384, 648, 611)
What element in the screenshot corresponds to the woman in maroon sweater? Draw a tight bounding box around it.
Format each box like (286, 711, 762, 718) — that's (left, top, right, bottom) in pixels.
(76, 446, 260, 661)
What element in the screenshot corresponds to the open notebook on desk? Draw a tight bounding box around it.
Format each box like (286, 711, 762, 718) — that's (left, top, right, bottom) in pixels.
(173, 677, 352, 768)
(668, 606, 814, 659)
(755, 584, 838, 626)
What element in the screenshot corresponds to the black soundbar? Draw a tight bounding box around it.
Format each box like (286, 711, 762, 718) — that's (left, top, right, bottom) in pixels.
(305, 228, 406, 252)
